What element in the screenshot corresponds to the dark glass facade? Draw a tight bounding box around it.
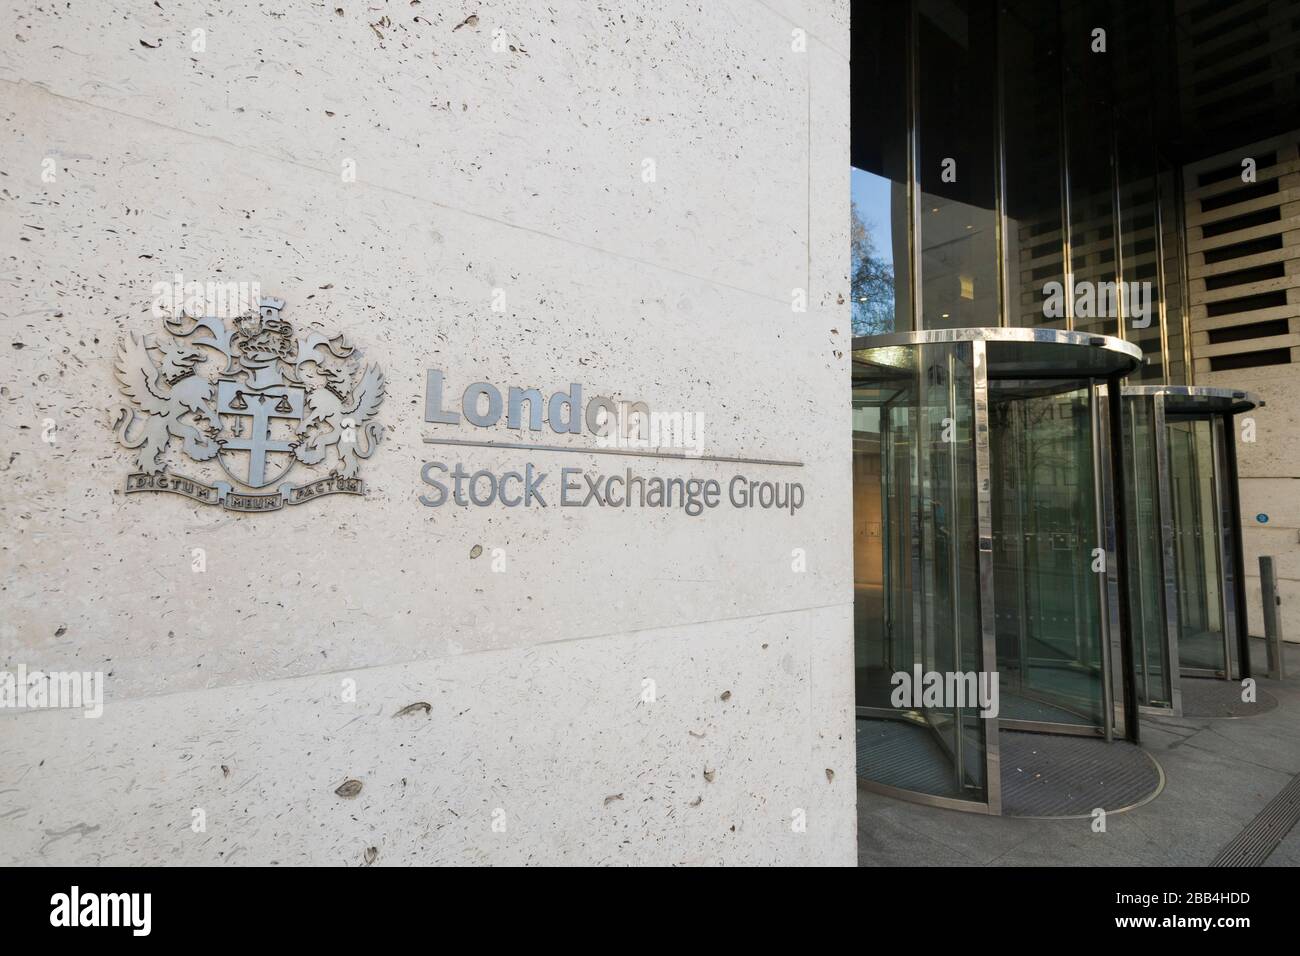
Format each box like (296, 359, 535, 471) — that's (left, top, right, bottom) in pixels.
(849, 0, 1279, 814)
(851, 0, 1193, 384)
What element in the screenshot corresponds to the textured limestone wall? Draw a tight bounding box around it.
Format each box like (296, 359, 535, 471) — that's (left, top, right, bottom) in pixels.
(1205, 364, 1300, 645)
(0, 1, 854, 864)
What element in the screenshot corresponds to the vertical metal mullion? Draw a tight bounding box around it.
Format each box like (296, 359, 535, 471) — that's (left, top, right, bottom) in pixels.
(1057, 0, 1074, 332)
(1154, 395, 1183, 715)
(914, 376, 928, 680)
(1015, 400, 1030, 694)
(880, 402, 893, 671)
(1153, 150, 1172, 384)
(1091, 382, 1115, 741)
(994, 4, 1010, 329)
(1175, 174, 1195, 384)
(906, 0, 923, 334)
(1208, 416, 1232, 678)
(1106, 0, 1125, 343)
(1111, 110, 1127, 342)
(1127, 398, 1151, 705)
(1211, 415, 1239, 681)
(889, 407, 900, 671)
(1108, 372, 1141, 743)
(1222, 412, 1252, 680)
(947, 351, 963, 791)
(972, 340, 1000, 814)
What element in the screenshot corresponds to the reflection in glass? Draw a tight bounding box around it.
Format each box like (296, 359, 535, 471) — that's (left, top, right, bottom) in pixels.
(916, 0, 999, 329)
(1062, 0, 1118, 338)
(1158, 159, 1189, 385)
(1001, 0, 1065, 329)
(1112, 1, 1164, 377)
(850, 5, 909, 335)
(1117, 117, 1164, 382)
(850, 0, 1198, 381)
(851, 167, 907, 335)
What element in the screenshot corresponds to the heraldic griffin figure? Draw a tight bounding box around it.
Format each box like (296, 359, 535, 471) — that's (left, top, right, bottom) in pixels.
(294, 357, 385, 479)
(113, 332, 222, 473)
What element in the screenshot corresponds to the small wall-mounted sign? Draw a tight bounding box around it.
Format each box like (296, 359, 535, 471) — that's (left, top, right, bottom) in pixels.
(1256, 513, 1269, 524)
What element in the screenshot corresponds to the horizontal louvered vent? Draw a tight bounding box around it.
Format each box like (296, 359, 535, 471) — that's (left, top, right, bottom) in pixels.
(1183, 132, 1299, 375)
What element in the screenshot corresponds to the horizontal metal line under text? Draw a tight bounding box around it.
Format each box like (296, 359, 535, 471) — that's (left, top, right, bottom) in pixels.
(421, 436, 804, 467)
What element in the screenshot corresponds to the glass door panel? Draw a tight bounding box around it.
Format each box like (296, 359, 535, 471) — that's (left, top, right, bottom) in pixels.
(852, 342, 989, 805)
(1125, 397, 1174, 708)
(1168, 417, 1228, 675)
(990, 380, 1107, 730)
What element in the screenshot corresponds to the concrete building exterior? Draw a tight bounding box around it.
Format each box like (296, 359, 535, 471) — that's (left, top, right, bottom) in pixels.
(0, 1, 856, 865)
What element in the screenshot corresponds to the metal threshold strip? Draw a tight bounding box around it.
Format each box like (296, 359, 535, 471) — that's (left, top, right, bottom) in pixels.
(1210, 773, 1300, 866)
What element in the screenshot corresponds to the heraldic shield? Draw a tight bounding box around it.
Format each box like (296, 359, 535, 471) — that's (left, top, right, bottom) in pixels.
(112, 296, 385, 513)
(215, 379, 306, 489)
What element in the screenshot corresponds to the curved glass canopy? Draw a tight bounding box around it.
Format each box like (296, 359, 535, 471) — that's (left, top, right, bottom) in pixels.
(853, 329, 1141, 813)
(1122, 386, 1262, 714)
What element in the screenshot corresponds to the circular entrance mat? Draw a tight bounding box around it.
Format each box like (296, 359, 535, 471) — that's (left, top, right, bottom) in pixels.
(1000, 731, 1163, 819)
(1179, 678, 1278, 718)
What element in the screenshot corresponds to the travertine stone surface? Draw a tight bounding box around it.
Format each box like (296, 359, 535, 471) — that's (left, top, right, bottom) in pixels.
(1206, 363, 1300, 642)
(1, 608, 852, 866)
(0, 0, 854, 864)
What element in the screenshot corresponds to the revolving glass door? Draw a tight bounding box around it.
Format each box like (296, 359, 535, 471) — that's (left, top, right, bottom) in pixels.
(854, 329, 1142, 813)
(1123, 387, 1259, 713)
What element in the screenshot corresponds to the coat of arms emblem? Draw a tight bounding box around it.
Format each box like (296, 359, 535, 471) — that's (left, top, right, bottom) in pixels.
(112, 297, 384, 512)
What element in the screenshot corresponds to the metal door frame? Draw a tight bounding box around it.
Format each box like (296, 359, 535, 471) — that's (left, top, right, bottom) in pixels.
(1221, 410, 1253, 681)
(972, 339, 1001, 813)
(1120, 391, 1186, 717)
(1210, 415, 1236, 678)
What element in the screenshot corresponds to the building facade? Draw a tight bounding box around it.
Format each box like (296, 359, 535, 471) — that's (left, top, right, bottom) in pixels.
(0, 0, 855, 865)
(1, 0, 1297, 866)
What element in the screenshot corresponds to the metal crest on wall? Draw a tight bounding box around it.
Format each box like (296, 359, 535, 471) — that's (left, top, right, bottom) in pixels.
(111, 297, 385, 513)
